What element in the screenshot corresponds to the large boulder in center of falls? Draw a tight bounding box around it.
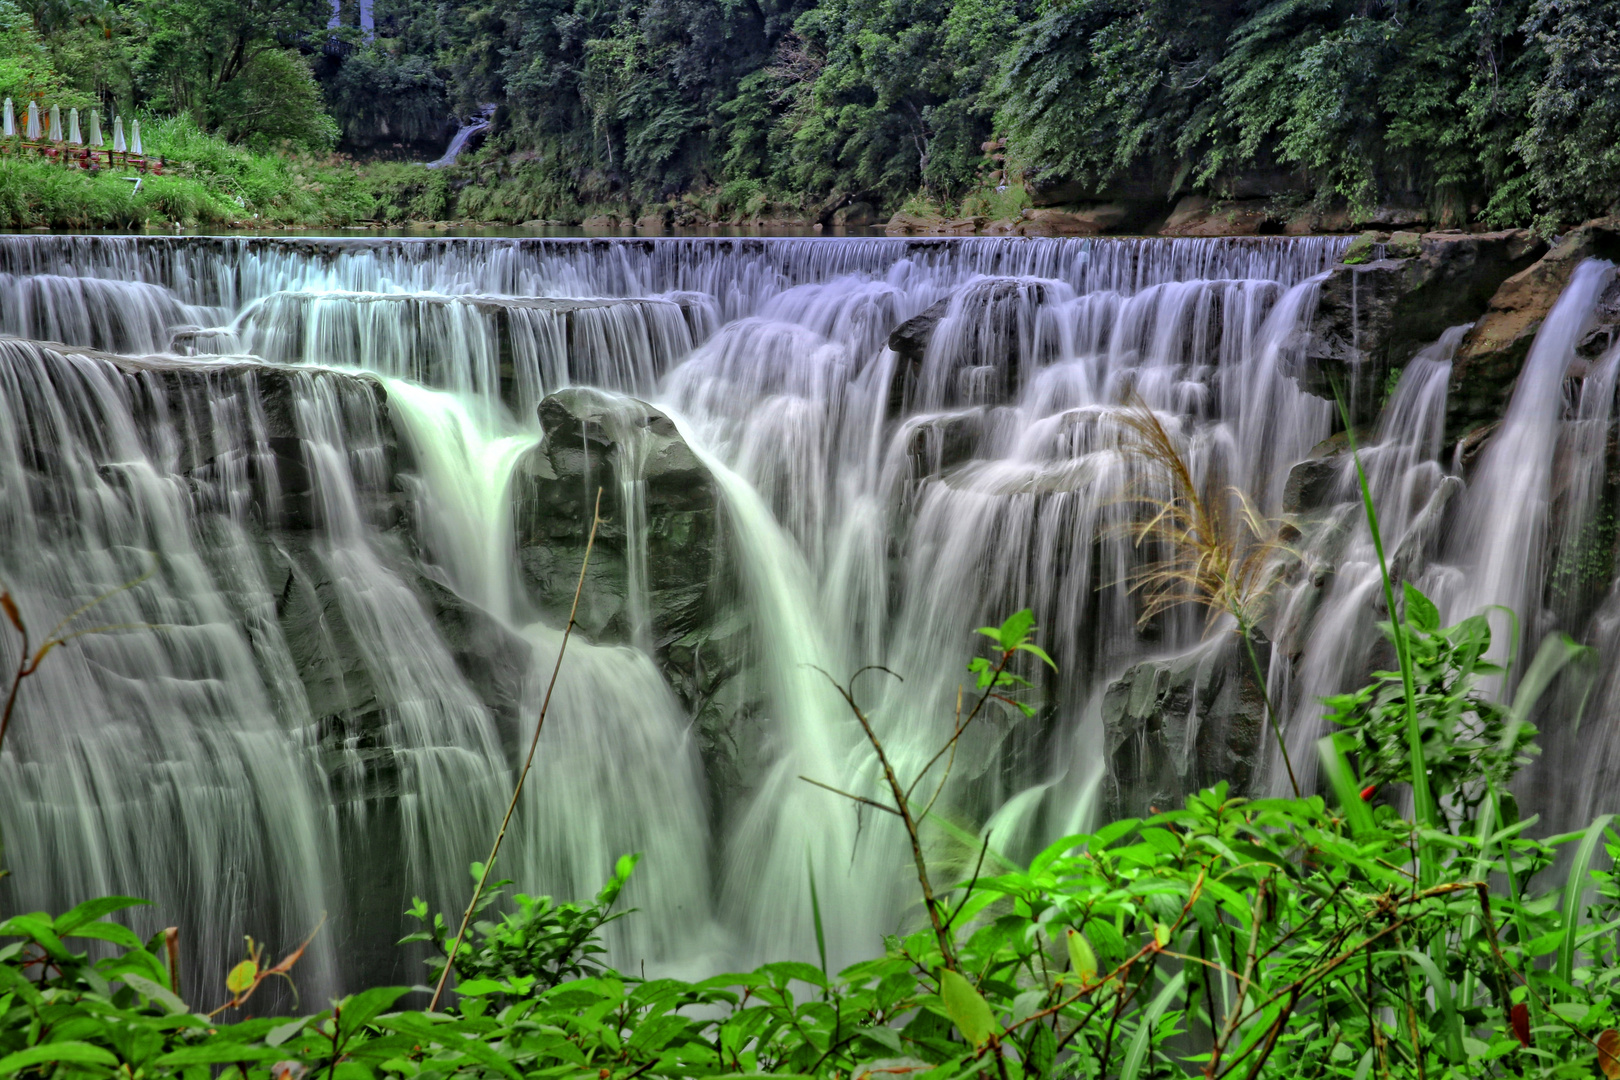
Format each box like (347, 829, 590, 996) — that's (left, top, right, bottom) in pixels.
(511, 388, 764, 826)
(512, 387, 715, 647)
(886, 278, 1057, 410)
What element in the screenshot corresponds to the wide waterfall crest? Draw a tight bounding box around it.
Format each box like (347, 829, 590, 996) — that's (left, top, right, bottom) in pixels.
(7, 233, 1620, 997)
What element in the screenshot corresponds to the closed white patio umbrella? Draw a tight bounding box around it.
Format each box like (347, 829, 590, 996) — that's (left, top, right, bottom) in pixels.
(26, 101, 40, 139)
(112, 116, 125, 154)
(68, 107, 82, 145)
(3, 98, 14, 139)
(48, 104, 61, 142)
(130, 119, 142, 155)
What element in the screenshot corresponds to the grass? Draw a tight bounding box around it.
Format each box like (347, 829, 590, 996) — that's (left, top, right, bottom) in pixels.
(0, 114, 488, 230)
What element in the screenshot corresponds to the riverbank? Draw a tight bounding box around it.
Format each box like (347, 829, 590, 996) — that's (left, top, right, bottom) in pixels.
(0, 128, 1587, 239)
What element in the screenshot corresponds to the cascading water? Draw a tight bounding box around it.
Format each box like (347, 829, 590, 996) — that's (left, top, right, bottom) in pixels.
(4, 233, 1617, 997)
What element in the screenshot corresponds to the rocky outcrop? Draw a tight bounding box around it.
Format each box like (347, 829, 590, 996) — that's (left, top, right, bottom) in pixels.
(1160, 196, 1273, 237)
(1282, 436, 1350, 515)
(885, 212, 982, 235)
(888, 296, 951, 364)
(1291, 230, 1546, 421)
(1013, 205, 1134, 236)
(512, 388, 715, 643)
(886, 278, 1055, 409)
(902, 411, 985, 476)
(1102, 633, 1271, 818)
(509, 388, 758, 819)
(1448, 217, 1620, 435)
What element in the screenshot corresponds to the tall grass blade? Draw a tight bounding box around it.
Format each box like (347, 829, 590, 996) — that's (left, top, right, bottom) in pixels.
(1318, 735, 1373, 836)
(1556, 813, 1614, 988)
(807, 850, 828, 987)
(1119, 970, 1184, 1080)
(1403, 950, 1464, 1062)
(1503, 633, 1592, 752)
(1332, 385, 1436, 874)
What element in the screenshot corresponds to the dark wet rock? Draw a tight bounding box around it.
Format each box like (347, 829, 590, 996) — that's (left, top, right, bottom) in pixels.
(886, 279, 1055, 410)
(1102, 632, 1271, 818)
(1293, 230, 1547, 422)
(1016, 205, 1133, 236)
(888, 297, 951, 364)
(1283, 449, 1348, 515)
(510, 387, 763, 827)
(513, 387, 715, 646)
(904, 411, 985, 475)
(1448, 218, 1620, 437)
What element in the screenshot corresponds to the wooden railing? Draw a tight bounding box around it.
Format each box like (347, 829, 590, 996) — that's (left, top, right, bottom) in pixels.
(1, 141, 166, 174)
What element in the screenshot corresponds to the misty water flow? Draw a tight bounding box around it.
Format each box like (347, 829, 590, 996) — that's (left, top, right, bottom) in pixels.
(1, 235, 1616, 998)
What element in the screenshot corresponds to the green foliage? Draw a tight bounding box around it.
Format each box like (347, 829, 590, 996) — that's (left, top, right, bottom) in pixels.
(0, 116, 393, 227)
(135, 0, 336, 148)
(10, 770, 1620, 1079)
(1518, 0, 1620, 226)
(325, 47, 449, 149)
(403, 855, 639, 997)
(0, 0, 90, 105)
(11, 0, 1620, 223)
(1324, 586, 1538, 830)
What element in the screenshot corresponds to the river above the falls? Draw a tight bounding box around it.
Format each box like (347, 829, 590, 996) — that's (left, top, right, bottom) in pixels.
(2, 232, 1616, 1002)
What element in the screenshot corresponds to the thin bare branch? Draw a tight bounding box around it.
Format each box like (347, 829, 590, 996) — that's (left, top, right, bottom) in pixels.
(429, 488, 605, 1012)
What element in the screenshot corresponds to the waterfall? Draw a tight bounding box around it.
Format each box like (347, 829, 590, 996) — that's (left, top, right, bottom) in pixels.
(8, 233, 1619, 995)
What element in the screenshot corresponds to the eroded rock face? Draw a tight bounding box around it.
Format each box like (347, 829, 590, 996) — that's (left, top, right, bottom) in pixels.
(1448, 218, 1620, 435)
(886, 279, 1055, 410)
(1293, 230, 1546, 420)
(513, 387, 714, 644)
(1160, 196, 1273, 237)
(510, 388, 756, 821)
(1102, 633, 1271, 818)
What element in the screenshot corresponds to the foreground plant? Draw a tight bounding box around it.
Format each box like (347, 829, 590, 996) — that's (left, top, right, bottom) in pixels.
(1117, 398, 1303, 795)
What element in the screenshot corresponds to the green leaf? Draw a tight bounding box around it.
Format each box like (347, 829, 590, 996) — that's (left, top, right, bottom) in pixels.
(53, 896, 150, 935)
(1557, 814, 1613, 986)
(1027, 1021, 1056, 1075)
(0, 913, 72, 959)
(939, 968, 997, 1048)
(67, 921, 144, 950)
(0, 1041, 121, 1073)
(1017, 642, 1057, 670)
(266, 1017, 312, 1047)
(977, 609, 1036, 652)
(120, 973, 189, 1015)
(156, 1044, 282, 1066)
(1065, 929, 1097, 983)
(454, 978, 505, 997)
(1403, 582, 1439, 632)
(1403, 950, 1463, 1063)
(1119, 971, 1184, 1080)
(1318, 735, 1373, 836)
(339, 986, 413, 1033)
(225, 959, 258, 995)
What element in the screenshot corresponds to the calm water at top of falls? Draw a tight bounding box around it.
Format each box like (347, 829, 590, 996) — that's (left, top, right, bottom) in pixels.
(2, 233, 1617, 1001)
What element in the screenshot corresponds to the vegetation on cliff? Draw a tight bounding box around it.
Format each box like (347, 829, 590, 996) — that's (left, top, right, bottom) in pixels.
(4, 0, 1620, 228)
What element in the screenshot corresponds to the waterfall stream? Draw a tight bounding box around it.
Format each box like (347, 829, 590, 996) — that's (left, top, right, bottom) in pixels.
(3, 234, 1616, 998)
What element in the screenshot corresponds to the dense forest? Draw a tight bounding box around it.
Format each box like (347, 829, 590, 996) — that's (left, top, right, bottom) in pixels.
(3, 0, 1620, 226)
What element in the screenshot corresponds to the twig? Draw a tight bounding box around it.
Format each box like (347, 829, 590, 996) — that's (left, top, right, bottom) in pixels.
(815, 668, 959, 969)
(1, 569, 155, 755)
(799, 775, 902, 816)
(428, 488, 605, 1012)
